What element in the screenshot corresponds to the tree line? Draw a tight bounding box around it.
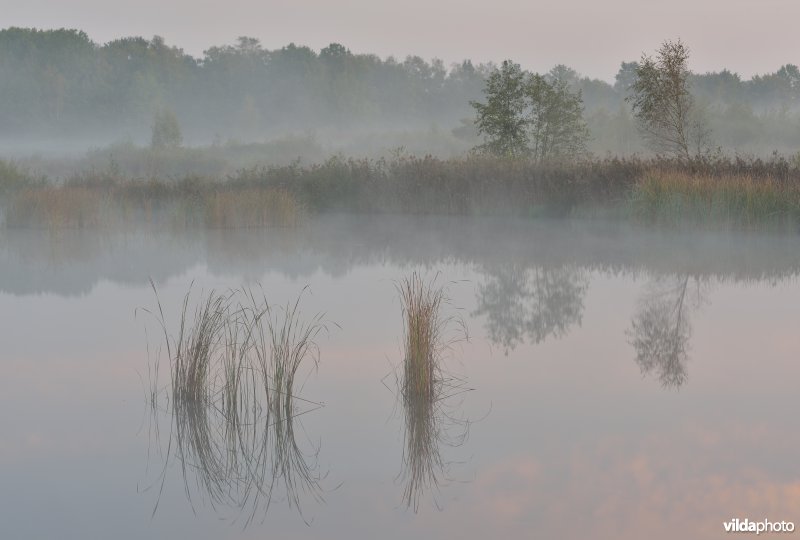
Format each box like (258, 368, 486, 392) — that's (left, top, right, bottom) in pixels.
(0, 27, 799, 156)
(0, 28, 487, 143)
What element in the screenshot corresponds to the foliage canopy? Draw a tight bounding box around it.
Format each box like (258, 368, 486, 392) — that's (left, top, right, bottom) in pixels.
(471, 61, 589, 160)
(627, 40, 710, 159)
(151, 109, 183, 148)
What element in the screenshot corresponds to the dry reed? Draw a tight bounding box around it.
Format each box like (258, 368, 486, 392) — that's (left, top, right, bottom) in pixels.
(204, 188, 304, 228)
(394, 272, 470, 512)
(5, 186, 110, 228)
(629, 169, 800, 226)
(3, 184, 304, 230)
(142, 282, 328, 525)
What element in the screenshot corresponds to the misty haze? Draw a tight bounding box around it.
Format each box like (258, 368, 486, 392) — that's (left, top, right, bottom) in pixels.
(1, 2, 800, 539)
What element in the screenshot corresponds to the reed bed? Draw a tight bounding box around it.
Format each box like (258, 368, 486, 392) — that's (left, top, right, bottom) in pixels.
(204, 188, 304, 228)
(4, 154, 800, 227)
(394, 272, 471, 512)
(3, 184, 304, 230)
(5, 186, 111, 228)
(232, 154, 642, 215)
(143, 283, 328, 524)
(629, 170, 800, 226)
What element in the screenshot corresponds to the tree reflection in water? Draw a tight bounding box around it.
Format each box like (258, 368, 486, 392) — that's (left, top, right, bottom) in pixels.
(474, 265, 589, 353)
(628, 275, 707, 389)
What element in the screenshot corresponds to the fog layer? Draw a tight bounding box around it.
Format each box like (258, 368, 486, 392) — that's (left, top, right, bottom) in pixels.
(1, 28, 799, 157)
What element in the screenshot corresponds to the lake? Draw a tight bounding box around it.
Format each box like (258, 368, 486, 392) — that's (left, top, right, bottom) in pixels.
(2, 215, 799, 539)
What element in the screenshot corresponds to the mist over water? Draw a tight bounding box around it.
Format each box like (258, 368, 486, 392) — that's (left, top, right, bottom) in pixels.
(2, 4, 800, 538)
(1, 27, 799, 165)
(2, 216, 799, 539)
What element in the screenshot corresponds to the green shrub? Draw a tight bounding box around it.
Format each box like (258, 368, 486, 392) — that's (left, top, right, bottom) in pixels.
(0, 159, 37, 194)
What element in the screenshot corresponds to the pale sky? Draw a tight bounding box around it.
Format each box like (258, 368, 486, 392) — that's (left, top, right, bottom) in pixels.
(1, 0, 798, 81)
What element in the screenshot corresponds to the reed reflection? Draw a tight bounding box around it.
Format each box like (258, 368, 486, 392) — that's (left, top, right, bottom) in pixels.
(143, 284, 329, 525)
(390, 273, 472, 512)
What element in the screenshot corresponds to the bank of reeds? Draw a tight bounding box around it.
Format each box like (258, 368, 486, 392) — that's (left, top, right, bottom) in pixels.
(628, 169, 800, 226)
(205, 188, 303, 228)
(143, 284, 328, 523)
(5, 186, 111, 228)
(3, 181, 304, 230)
(212, 153, 800, 223)
(4, 153, 800, 228)
(231, 154, 643, 215)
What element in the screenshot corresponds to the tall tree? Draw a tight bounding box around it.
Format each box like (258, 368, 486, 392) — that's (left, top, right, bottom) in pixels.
(471, 62, 589, 160)
(614, 61, 639, 96)
(628, 39, 710, 159)
(526, 74, 589, 161)
(472, 60, 589, 161)
(470, 60, 529, 157)
(151, 108, 182, 148)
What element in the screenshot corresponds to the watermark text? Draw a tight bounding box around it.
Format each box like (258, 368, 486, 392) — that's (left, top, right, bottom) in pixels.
(724, 518, 795, 535)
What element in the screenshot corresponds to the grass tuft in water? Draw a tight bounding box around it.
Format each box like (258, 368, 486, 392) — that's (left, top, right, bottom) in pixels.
(393, 272, 471, 512)
(142, 282, 330, 525)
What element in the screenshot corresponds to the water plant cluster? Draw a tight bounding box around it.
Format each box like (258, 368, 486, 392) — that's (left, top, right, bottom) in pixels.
(394, 273, 471, 512)
(143, 284, 329, 524)
(142, 272, 475, 519)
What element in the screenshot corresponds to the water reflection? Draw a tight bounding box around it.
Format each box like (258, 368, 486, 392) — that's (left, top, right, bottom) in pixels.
(392, 273, 473, 512)
(152, 390, 323, 525)
(3, 217, 800, 539)
(4, 215, 800, 297)
(474, 265, 588, 352)
(0, 228, 201, 296)
(144, 286, 326, 525)
(397, 370, 471, 512)
(628, 276, 708, 389)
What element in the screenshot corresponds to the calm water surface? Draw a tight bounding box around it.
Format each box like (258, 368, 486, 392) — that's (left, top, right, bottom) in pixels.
(1, 215, 799, 540)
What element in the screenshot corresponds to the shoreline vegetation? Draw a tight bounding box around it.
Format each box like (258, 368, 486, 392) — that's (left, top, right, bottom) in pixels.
(2, 153, 800, 229)
(2, 32, 800, 230)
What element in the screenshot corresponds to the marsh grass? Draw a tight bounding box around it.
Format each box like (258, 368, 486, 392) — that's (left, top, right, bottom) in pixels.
(3, 183, 304, 230)
(5, 154, 800, 228)
(232, 154, 641, 215)
(200, 154, 800, 221)
(5, 186, 111, 228)
(629, 170, 800, 227)
(398, 273, 444, 403)
(392, 272, 471, 512)
(204, 188, 304, 228)
(142, 282, 329, 524)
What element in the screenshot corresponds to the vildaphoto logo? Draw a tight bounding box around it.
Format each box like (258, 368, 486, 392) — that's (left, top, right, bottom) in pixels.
(724, 518, 795, 534)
